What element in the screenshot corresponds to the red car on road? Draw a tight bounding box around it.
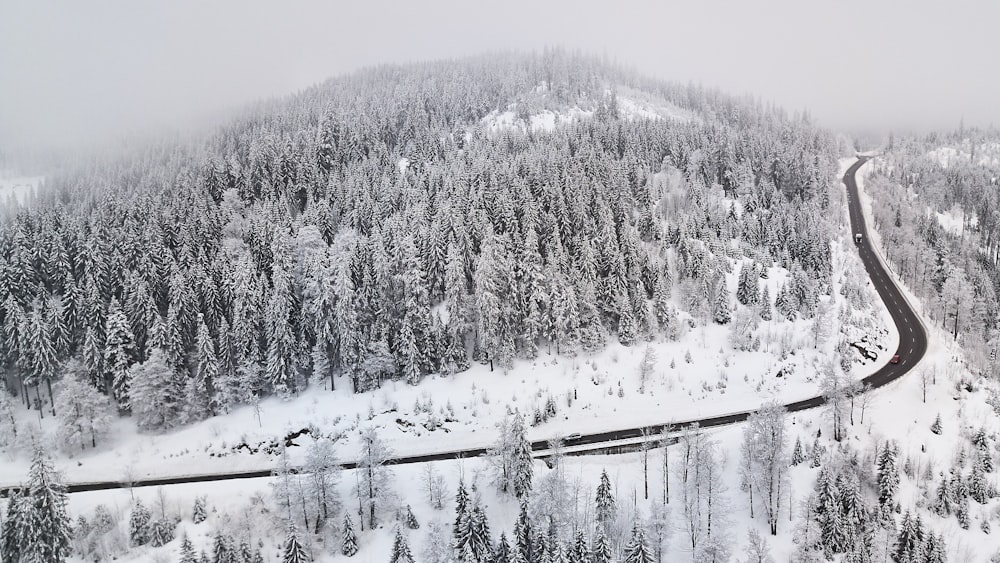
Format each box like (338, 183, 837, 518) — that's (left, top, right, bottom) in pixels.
(890, 354, 900, 364)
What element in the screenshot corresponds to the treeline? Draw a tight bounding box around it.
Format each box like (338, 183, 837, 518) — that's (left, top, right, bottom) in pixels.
(0, 50, 838, 435)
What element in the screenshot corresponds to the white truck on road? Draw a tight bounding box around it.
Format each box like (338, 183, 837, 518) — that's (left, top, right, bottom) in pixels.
(855, 233, 862, 244)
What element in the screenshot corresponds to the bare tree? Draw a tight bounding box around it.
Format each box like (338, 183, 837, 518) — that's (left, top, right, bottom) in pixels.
(859, 383, 873, 425)
(659, 425, 672, 506)
(640, 426, 654, 500)
(920, 368, 930, 403)
(356, 426, 393, 529)
(742, 401, 788, 535)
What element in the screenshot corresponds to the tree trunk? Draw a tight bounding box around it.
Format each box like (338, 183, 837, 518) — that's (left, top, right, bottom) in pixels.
(46, 378, 55, 415)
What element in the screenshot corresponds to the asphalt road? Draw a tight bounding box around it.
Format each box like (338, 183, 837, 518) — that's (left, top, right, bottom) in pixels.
(3, 157, 927, 496)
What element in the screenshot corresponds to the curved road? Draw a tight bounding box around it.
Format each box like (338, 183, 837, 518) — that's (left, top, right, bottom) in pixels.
(2, 158, 928, 496)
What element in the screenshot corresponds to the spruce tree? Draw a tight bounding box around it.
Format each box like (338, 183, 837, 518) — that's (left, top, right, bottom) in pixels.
(192, 495, 208, 523)
(390, 528, 416, 563)
(510, 413, 534, 498)
(180, 533, 198, 563)
(791, 437, 805, 466)
(130, 498, 151, 546)
(713, 277, 732, 324)
(7, 446, 73, 562)
(595, 469, 616, 530)
(514, 501, 532, 563)
(494, 533, 513, 563)
(282, 523, 311, 563)
(104, 299, 136, 411)
(876, 441, 899, 512)
(592, 530, 612, 563)
(930, 414, 942, 435)
(342, 513, 359, 557)
(405, 504, 420, 529)
(622, 521, 653, 563)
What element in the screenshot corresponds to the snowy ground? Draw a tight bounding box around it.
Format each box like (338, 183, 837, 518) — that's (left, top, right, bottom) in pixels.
(480, 83, 695, 135)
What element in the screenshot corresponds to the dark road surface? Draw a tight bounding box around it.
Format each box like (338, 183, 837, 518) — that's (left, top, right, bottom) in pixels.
(3, 158, 928, 496)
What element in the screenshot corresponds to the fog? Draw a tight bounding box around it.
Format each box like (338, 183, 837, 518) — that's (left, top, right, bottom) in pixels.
(2, 0, 998, 151)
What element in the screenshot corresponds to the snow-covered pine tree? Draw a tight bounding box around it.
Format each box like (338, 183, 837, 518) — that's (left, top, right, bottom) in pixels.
(192, 495, 208, 523)
(7, 445, 73, 562)
(179, 533, 198, 563)
(128, 348, 182, 431)
(510, 413, 534, 498)
(494, 532, 513, 563)
(514, 500, 532, 562)
(342, 513, 359, 557)
(591, 530, 612, 563)
(791, 436, 805, 466)
(568, 530, 588, 563)
(129, 498, 151, 546)
(876, 441, 899, 513)
(194, 314, 220, 416)
(282, 523, 311, 563)
(622, 521, 653, 563)
(930, 414, 942, 434)
(24, 300, 58, 416)
(595, 469, 616, 531)
(617, 301, 638, 346)
(390, 527, 416, 563)
(104, 298, 136, 412)
(1, 489, 30, 561)
(148, 517, 175, 547)
(405, 504, 420, 529)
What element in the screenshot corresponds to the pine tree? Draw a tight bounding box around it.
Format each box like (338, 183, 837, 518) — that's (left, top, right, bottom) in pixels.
(282, 523, 311, 563)
(5, 445, 74, 562)
(713, 277, 732, 324)
(405, 504, 420, 529)
(514, 500, 532, 563)
(592, 530, 612, 563)
(195, 314, 220, 416)
(876, 441, 899, 512)
(342, 513, 359, 557)
(791, 436, 805, 466)
(494, 532, 513, 563)
(192, 495, 208, 523)
(595, 469, 616, 531)
(930, 414, 942, 435)
(128, 348, 182, 431)
(180, 533, 198, 563)
(390, 527, 416, 563)
(622, 521, 653, 563)
(130, 498, 151, 546)
(759, 284, 772, 321)
(510, 413, 534, 498)
(104, 299, 136, 411)
(148, 518, 174, 547)
(568, 530, 588, 563)
(1, 490, 29, 562)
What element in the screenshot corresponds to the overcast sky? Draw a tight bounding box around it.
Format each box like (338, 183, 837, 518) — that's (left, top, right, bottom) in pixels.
(2, 0, 998, 151)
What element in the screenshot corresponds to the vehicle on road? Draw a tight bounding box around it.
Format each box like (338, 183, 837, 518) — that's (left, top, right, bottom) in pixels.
(890, 354, 900, 364)
(565, 432, 582, 441)
(855, 233, 863, 244)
